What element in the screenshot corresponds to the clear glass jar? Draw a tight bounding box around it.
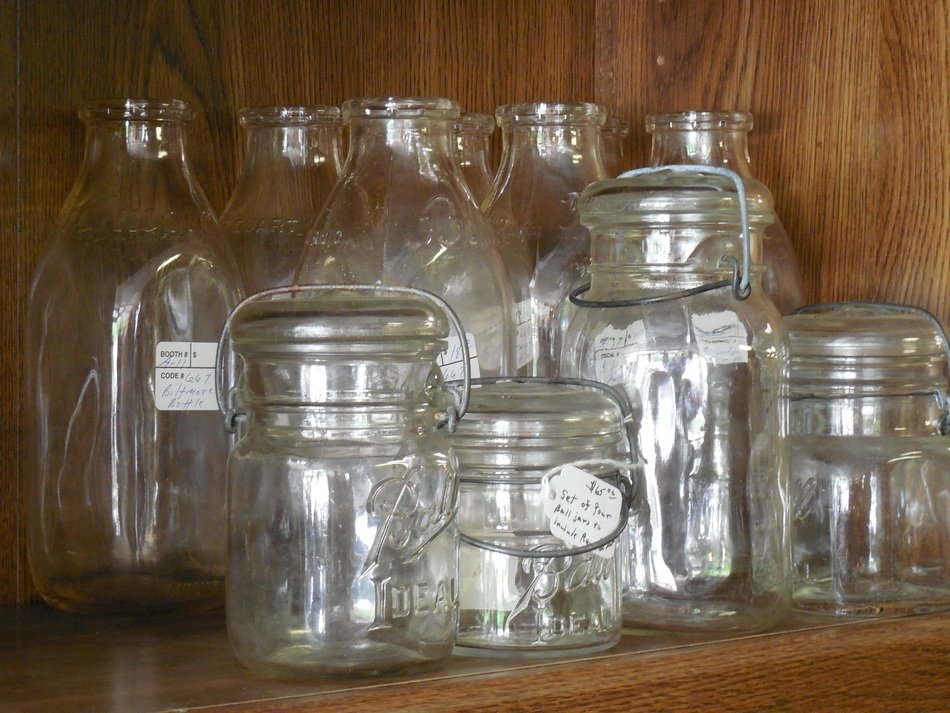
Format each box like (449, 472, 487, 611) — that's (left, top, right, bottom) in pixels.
(26, 98, 242, 615)
(785, 304, 950, 616)
(220, 106, 343, 295)
(222, 285, 467, 678)
(556, 167, 790, 632)
(600, 114, 631, 177)
(452, 378, 633, 656)
(455, 111, 496, 208)
(295, 97, 513, 379)
(486, 102, 608, 376)
(646, 111, 804, 314)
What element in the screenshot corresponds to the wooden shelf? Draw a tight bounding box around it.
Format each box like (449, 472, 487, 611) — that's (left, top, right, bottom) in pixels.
(3, 606, 949, 711)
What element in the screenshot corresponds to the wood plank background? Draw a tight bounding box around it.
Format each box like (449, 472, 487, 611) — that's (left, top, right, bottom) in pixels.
(2, 0, 948, 604)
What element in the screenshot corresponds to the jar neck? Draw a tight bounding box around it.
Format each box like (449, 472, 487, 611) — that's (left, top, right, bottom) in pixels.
(588, 224, 764, 269)
(245, 403, 439, 440)
(648, 127, 753, 178)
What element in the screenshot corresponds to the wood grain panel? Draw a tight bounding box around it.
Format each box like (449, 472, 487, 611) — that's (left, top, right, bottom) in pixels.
(594, 0, 950, 326)
(0, 0, 22, 604)
(2, 606, 948, 712)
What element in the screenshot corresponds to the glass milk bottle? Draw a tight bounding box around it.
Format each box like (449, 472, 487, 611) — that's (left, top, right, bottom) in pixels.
(26, 98, 242, 614)
(220, 106, 343, 294)
(485, 102, 608, 376)
(786, 303, 950, 616)
(646, 111, 805, 314)
(222, 285, 468, 677)
(296, 97, 513, 379)
(557, 166, 790, 632)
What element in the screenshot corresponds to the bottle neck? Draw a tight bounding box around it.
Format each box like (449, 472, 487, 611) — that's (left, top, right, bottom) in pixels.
(66, 118, 212, 219)
(498, 123, 606, 182)
(649, 128, 754, 178)
(242, 123, 342, 174)
(345, 118, 458, 172)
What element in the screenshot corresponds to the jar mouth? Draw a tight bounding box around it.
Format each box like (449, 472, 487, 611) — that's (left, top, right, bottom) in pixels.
(455, 112, 495, 135)
(239, 105, 341, 126)
(79, 98, 193, 122)
(645, 111, 753, 133)
(343, 97, 459, 120)
(495, 102, 606, 127)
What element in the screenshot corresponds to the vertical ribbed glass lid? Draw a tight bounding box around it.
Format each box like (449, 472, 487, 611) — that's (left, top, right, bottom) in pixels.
(449, 379, 630, 475)
(784, 306, 950, 397)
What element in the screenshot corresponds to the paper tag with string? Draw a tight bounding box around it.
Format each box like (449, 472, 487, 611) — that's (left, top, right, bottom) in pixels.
(542, 464, 623, 559)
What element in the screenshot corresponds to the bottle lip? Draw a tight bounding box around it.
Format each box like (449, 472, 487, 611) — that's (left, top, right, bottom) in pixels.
(78, 98, 193, 122)
(495, 102, 607, 127)
(342, 97, 460, 120)
(239, 105, 341, 126)
(456, 112, 495, 135)
(645, 111, 753, 133)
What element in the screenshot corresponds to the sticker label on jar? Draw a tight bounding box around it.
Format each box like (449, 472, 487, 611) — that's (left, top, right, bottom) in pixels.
(543, 464, 623, 559)
(690, 311, 749, 364)
(592, 321, 646, 385)
(437, 333, 481, 382)
(515, 299, 535, 369)
(154, 341, 218, 411)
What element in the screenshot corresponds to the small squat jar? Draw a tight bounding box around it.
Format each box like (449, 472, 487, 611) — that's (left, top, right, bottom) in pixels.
(222, 285, 467, 678)
(786, 304, 950, 616)
(452, 379, 633, 656)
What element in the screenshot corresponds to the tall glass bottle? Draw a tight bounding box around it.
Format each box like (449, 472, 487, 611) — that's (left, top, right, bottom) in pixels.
(485, 102, 608, 376)
(296, 97, 513, 378)
(26, 98, 242, 614)
(455, 111, 496, 208)
(646, 111, 805, 314)
(220, 106, 343, 295)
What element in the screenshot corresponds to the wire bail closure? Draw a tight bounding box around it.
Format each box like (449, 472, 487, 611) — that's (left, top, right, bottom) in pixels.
(792, 301, 950, 436)
(570, 164, 753, 308)
(453, 376, 641, 559)
(214, 284, 472, 435)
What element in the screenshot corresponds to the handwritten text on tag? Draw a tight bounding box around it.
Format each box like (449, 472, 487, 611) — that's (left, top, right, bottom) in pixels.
(543, 465, 622, 559)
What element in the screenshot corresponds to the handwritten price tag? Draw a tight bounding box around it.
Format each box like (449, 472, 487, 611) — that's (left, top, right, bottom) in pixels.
(543, 464, 623, 559)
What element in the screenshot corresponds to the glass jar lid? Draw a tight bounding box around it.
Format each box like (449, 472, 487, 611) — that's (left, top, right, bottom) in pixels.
(228, 286, 450, 357)
(450, 379, 630, 478)
(785, 306, 950, 397)
(578, 168, 774, 230)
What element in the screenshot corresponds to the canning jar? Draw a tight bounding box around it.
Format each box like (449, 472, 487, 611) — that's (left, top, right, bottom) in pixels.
(221, 285, 469, 677)
(557, 165, 790, 632)
(452, 378, 635, 656)
(786, 303, 950, 616)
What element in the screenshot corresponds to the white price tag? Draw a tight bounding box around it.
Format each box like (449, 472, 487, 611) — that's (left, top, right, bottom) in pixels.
(543, 464, 623, 559)
(154, 341, 219, 411)
(514, 299, 535, 369)
(437, 333, 480, 381)
(592, 321, 646, 384)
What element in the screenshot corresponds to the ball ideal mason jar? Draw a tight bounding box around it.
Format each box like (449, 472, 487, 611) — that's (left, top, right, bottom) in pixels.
(219, 285, 470, 678)
(451, 378, 636, 656)
(786, 303, 950, 616)
(557, 166, 790, 633)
